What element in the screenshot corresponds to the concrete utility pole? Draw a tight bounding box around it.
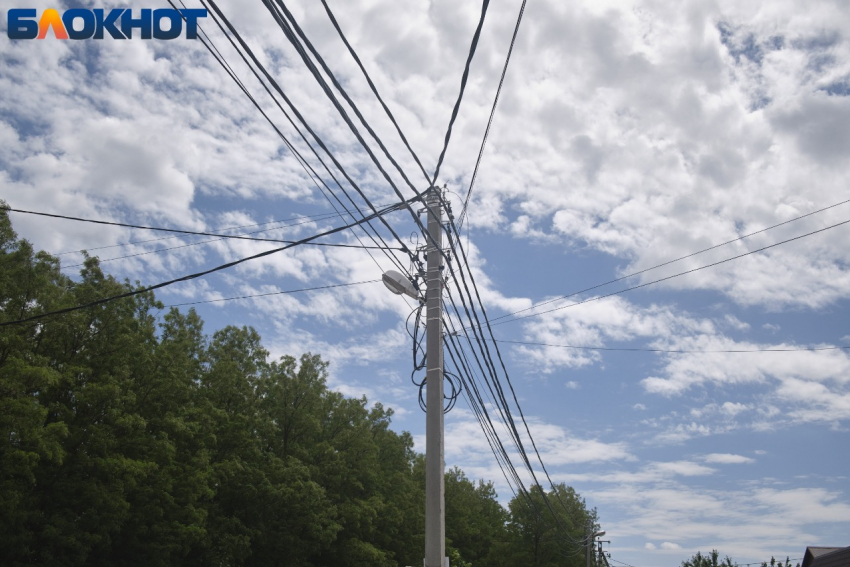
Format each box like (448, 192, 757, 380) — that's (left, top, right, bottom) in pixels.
(424, 186, 446, 567)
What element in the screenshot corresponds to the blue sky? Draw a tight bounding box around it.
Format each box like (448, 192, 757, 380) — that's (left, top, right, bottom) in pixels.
(2, 0, 850, 565)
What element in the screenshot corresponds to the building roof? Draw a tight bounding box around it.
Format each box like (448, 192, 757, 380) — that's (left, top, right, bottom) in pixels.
(801, 546, 850, 567)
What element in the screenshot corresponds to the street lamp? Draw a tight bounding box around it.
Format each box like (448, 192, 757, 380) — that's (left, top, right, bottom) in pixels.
(382, 269, 420, 300)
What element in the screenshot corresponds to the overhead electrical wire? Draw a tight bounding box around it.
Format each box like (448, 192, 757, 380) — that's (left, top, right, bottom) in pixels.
(54, 207, 379, 256)
(491, 196, 850, 323)
(442, 312, 538, 512)
(181, 0, 416, 281)
(443, 328, 531, 507)
(317, 0, 433, 184)
(264, 0, 479, 290)
(55, 222, 402, 270)
(441, 228, 590, 545)
(485, 216, 850, 328)
(431, 0, 491, 185)
(438, 201, 850, 534)
(435, 244, 590, 546)
(459, 0, 528, 228)
(438, 199, 850, 543)
(307, 13, 850, 543)
(4, 207, 403, 250)
(422, 15, 850, 530)
(302, 0, 594, 549)
(269, 0, 513, 371)
(165, 279, 379, 307)
(463, 337, 850, 354)
(443, 313, 586, 545)
(429, 200, 585, 527)
(258, 0, 430, 234)
(243, 0, 462, 320)
(0, 199, 413, 327)
(205, 0, 416, 252)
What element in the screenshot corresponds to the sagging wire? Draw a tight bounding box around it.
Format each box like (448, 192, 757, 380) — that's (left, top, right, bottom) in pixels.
(415, 371, 463, 414)
(407, 305, 463, 414)
(408, 304, 426, 385)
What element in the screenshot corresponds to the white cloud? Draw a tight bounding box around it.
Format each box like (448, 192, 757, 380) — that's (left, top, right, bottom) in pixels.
(723, 314, 751, 331)
(591, 482, 850, 563)
(702, 453, 755, 464)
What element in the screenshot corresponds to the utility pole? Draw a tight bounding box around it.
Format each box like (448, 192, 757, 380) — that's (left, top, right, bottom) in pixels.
(587, 524, 606, 567)
(424, 186, 446, 567)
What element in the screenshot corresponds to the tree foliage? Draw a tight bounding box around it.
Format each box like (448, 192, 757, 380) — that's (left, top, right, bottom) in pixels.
(0, 207, 598, 567)
(681, 550, 735, 567)
(680, 550, 801, 567)
(761, 557, 800, 567)
(500, 483, 597, 567)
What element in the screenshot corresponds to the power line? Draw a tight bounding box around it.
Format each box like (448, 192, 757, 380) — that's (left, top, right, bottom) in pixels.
(486, 216, 850, 328)
(57, 224, 401, 271)
(4, 207, 405, 251)
(0, 199, 413, 327)
(608, 556, 804, 567)
(608, 558, 643, 567)
(459, 0, 528, 228)
(258, 0, 429, 233)
(440, 205, 591, 541)
(297, 10, 847, 551)
(184, 0, 416, 282)
(431, 0, 491, 185)
(55, 208, 372, 256)
(203, 0, 417, 276)
(318, 0, 432, 185)
(478, 338, 850, 354)
(164, 279, 379, 307)
(492, 197, 850, 323)
(735, 560, 803, 567)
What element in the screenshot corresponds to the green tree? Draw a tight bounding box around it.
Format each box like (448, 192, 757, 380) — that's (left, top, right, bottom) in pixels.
(761, 557, 800, 567)
(444, 466, 508, 567)
(0, 203, 212, 566)
(502, 483, 597, 567)
(681, 550, 734, 567)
